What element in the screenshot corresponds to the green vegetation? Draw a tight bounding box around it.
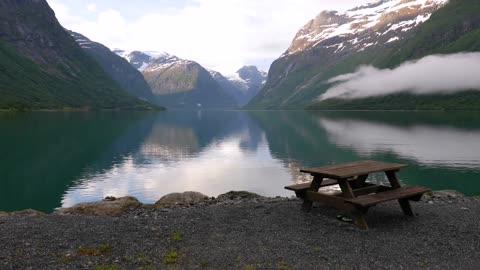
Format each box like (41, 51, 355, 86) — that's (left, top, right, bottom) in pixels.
(200, 259, 209, 268)
(0, 1, 160, 111)
(94, 265, 119, 270)
(0, 40, 157, 111)
(243, 264, 255, 270)
(247, 0, 480, 110)
(162, 250, 179, 265)
(170, 228, 182, 242)
(137, 254, 154, 265)
(76, 244, 112, 256)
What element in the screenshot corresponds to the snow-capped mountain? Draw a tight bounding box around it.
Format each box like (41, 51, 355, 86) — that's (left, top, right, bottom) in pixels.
(248, 0, 459, 109)
(114, 50, 237, 109)
(209, 66, 267, 107)
(113, 50, 171, 71)
(286, 0, 448, 56)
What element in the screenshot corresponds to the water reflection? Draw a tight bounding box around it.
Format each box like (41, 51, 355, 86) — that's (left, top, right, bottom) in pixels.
(319, 118, 480, 169)
(1, 111, 480, 212)
(63, 111, 293, 207)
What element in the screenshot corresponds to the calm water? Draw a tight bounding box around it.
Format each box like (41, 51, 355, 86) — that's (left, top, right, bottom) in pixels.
(1, 111, 480, 212)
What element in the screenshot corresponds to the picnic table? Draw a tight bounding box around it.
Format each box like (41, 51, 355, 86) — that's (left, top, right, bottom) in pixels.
(285, 160, 430, 230)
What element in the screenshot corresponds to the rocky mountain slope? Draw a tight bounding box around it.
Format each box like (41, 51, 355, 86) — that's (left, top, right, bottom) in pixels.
(247, 0, 480, 110)
(0, 0, 155, 110)
(209, 66, 267, 107)
(69, 31, 154, 101)
(116, 51, 237, 109)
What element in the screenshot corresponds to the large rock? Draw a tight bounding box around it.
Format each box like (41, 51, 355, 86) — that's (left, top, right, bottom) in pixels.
(217, 191, 264, 201)
(55, 196, 142, 216)
(425, 190, 465, 200)
(154, 191, 209, 208)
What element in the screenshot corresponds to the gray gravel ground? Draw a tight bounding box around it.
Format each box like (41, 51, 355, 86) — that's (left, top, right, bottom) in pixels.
(1, 196, 479, 270)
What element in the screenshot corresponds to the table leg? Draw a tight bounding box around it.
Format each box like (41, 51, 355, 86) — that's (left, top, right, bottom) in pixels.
(338, 180, 369, 230)
(301, 176, 323, 212)
(385, 170, 414, 216)
(352, 207, 369, 230)
(350, 174, 369, 189)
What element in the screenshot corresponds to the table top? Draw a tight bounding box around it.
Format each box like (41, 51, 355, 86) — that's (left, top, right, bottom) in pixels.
(300, 160, 407, 179)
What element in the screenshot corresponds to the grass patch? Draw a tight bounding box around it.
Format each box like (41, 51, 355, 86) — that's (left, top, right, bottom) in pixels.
(57, 253, 75, 263)
(200, 259, 208, 268)
(170, 228, 182, 242)
(163, 250, 179, 265)
(243, 264, 255, 270)
(137, 254, 153, 265)
(278, 260, 290, 270)
(77, 243, 112, 256)
(94, 265, 119, 270)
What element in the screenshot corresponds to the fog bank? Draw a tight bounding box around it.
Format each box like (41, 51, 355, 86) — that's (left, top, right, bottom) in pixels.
(320, 53, 480, 100)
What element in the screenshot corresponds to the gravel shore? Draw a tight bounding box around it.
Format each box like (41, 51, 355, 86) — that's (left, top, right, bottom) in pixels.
(1, 193, 479, 270)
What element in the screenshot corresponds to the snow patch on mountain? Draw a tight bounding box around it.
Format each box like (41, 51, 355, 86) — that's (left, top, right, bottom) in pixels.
(285, 0, 449, 56)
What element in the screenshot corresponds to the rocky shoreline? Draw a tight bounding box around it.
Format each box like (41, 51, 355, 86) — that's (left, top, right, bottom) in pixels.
(1, 190, 479, 269)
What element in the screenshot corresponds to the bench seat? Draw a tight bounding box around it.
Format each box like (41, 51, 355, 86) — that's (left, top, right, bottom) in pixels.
(344, 186, 431, 207)
(285, 179, 339, 191)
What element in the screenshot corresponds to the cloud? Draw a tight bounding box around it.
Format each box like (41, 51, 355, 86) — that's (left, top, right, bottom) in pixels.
(320, 53, 480, 100)
(87, 3, 97, 12)
(46, 0, 373, 74)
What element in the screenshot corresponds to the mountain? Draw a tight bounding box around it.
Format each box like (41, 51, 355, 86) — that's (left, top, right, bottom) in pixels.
(117, 51, 237, 109)
(0, 0, 156, 110)
(247, 0, 480, 110)
(68, 31, 154, 101)
(209, 66, 267, 107)
(113, 50, 163, 71)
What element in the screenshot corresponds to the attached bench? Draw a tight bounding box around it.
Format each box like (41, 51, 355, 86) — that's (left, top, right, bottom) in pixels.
(286, 160, 431, 230)
(344, 185, 430, 207)
(285, 178, 338, 196)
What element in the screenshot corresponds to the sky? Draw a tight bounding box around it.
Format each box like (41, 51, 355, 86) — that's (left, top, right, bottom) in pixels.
(47, 0, 374, 75)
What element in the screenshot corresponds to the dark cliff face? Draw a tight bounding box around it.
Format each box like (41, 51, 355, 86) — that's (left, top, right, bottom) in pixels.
(0, 0, 74, 69)
(68, 31, 154, 101)
(0, 0, 156, 110)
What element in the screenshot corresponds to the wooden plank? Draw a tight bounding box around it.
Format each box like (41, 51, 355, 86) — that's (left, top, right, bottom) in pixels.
(302, 176, 324, 212)
(301, 160, 407, 179)
(304, 191, 355, 211)
(385, 170, 414, 216)
(345, 186, 431, 207)
(285, 179, 338, 191)
(351, 184, 393, 197)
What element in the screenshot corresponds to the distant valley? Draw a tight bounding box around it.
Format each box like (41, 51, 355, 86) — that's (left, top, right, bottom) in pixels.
(1, 0, 479, 111)
(113, 50, 267, 109)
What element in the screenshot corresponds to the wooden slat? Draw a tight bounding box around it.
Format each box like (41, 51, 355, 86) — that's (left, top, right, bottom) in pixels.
(345, 186, 431, 207)
(284, 179, 338, 191)
(352, 184, 393, 197)
(304, 191, 356, 211)
(301, 160, 407, 179)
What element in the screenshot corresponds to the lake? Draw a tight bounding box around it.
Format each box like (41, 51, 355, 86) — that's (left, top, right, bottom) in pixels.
(1, 110, 480, 212)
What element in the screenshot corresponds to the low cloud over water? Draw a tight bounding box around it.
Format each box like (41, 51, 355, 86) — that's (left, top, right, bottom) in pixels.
(320, 52, 480, 100)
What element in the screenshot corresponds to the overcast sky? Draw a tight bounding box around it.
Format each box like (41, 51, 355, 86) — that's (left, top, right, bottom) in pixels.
(47, 0, 373, 74)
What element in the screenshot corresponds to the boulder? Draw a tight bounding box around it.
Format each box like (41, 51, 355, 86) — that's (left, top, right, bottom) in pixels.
(154, 191, 209, 208)
(55, 196, 142, 216)
(426, 190, 465, 200)
(217, 191, 264, 201)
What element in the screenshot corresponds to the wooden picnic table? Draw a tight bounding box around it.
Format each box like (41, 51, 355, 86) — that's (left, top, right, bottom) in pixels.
(285, 160, 430, 230)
